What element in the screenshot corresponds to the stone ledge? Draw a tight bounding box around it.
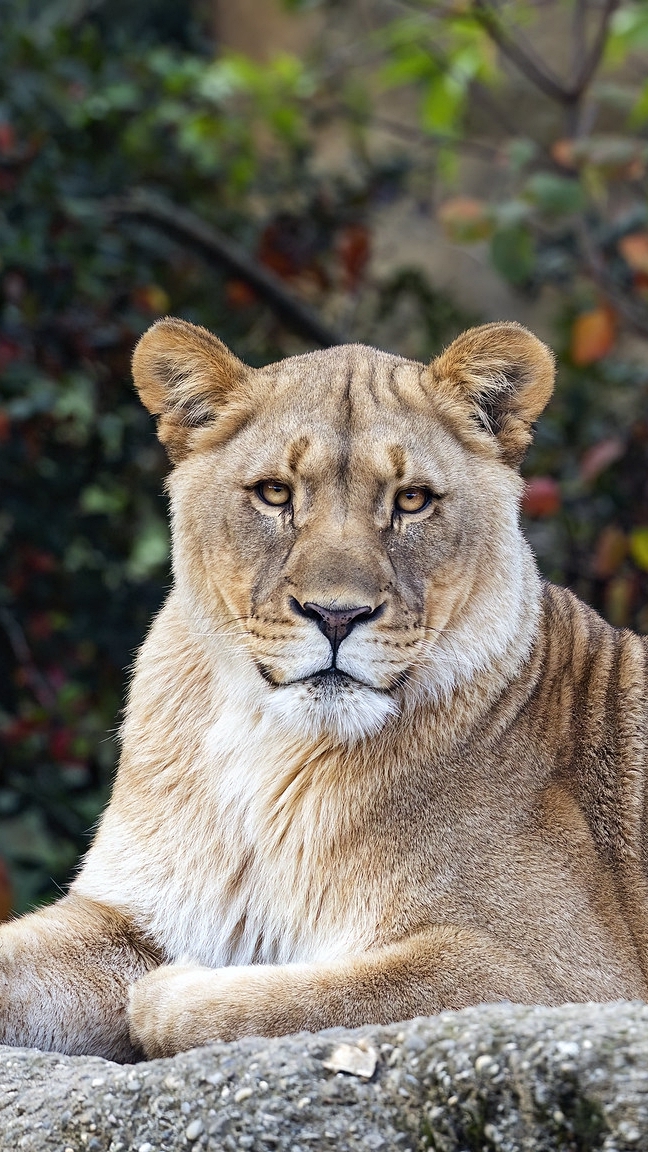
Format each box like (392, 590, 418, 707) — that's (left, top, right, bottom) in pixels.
(2, 1001, 648, 1151)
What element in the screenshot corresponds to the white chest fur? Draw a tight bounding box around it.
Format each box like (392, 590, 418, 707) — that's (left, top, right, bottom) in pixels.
(75, 704, 380, 967)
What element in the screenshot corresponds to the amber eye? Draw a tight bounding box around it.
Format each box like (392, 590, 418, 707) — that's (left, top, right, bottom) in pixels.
(257, 480, 292, 507)
(395, 487, 431, 514)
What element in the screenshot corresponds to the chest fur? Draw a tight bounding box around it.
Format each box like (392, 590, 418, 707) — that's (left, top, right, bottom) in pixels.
(83, 709, 391, 966)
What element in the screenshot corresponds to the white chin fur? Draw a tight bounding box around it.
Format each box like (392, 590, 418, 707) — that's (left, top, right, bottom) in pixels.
(266, 676, 399, 745)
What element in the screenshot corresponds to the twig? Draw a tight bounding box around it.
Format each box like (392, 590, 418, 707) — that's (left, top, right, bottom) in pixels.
(360, 113, 499, 157)
(471, 0, 576, 105)
(106, 190, 344, 348)
(571, 0, 620, 97)
(0, 608, 58, 712)
(572, 0, 589, 85)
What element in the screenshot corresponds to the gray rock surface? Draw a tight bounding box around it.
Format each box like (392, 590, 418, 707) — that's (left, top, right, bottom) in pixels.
(2, 1001, 648, 1151)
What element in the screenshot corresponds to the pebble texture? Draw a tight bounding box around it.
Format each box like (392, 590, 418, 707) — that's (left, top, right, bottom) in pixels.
(2, 1001, 648, 1151)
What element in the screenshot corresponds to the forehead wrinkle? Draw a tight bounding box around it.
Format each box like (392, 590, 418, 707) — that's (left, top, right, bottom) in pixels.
(387, 444, 406, 481)
(387, 361, 430, 410)
(286, 435, 310, 473)
(344, 422, 453, 497)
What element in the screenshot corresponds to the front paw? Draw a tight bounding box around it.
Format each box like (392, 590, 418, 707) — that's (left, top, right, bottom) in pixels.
(129, 964, 200, 1058)
(128, 963, 255, 1058)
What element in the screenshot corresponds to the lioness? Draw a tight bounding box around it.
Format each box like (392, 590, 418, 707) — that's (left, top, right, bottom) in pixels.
(2, 317, 647, 1063)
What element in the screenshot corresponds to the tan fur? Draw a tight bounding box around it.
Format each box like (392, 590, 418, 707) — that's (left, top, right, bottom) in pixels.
(2, 318, 648, 1062)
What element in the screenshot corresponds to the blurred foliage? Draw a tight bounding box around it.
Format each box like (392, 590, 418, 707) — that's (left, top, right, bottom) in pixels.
(325, 0, 648, 625)
(3, 0, 648, 916)
(0, 0, 468, 914)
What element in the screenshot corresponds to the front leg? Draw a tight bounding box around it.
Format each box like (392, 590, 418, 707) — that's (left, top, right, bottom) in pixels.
(129, 925, 559, 1058)
(1, 894, 159, 1060)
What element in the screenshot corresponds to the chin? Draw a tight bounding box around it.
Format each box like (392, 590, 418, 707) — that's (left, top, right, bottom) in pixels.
(266, 669, 399, 745)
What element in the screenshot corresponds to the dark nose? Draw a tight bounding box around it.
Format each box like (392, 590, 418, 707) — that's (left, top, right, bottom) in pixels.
(291, 599, 377, 655)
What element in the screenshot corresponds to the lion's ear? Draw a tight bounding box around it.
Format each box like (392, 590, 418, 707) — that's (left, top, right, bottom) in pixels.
(132, 317, 247, 463)
(431, 321, 555, 467)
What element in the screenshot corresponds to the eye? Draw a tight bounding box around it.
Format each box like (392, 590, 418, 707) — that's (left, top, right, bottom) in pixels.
(395, 486, 432, 514)
(257, 480, 292, 507)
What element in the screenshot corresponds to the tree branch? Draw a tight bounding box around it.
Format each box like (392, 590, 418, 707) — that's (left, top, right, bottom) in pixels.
(571, 0, 588, 83)
(106, 190, 344, 349)
(571, 0, 620, 98)
(352, 111, 500, 157)
(471, 0, 576, 105)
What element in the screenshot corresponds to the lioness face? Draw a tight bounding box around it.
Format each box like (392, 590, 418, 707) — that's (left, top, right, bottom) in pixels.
(133, 320, 554, 743)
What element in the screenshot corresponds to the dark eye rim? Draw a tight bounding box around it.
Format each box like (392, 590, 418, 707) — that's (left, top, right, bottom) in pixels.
(394, 486, 436, 514)
(255, 480, 293, 507)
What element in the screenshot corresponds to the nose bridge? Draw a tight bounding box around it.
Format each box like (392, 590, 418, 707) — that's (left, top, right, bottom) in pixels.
(288, 524, 389, 608)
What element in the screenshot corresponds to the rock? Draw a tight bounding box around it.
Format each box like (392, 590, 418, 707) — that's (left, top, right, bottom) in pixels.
(2, 1001, 648, 1150)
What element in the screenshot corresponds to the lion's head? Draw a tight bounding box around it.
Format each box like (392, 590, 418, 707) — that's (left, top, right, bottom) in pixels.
(132, 318, 554, 743)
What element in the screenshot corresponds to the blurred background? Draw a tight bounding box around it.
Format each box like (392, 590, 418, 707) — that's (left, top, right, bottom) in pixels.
(1, 0, 648, 916)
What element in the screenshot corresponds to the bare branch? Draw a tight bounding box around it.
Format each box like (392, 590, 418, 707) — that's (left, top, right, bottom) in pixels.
(471, 0, 576, 105)
(106, 190, 344, 349)
(571, 0, 589, 82)
(0, 608, 58, 712)
(571, 0, 620, 98)
(351, 111, 500, 157)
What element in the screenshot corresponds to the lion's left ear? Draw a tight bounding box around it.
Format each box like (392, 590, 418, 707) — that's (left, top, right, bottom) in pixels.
(132, 317, 248, 463)
(430, 321, 555, 467)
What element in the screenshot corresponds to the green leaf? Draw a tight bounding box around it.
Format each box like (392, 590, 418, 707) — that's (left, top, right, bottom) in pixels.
(198, 60, 249, 104)
(380, 48, 435, 89)
(490, 226, 535, 285)
(420, 74, 464, 134)
(505, 138, 538, 173)
(524, 172, 585, 216)
(79, 484, 127, 517)
(127, 518, 170, 581)
(607, 3, 648, 66)
(630, 81, 648, 126)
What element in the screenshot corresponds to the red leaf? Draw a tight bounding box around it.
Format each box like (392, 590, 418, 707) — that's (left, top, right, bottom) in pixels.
(258, 217, 318, 281)
(49, 728, 73, 761)
(592, 526, 627, 579)
(26, 549, 57, 574)
(438, 197, 493, 243)
(225, 279, 258, 309)
(28, 611, 54, 641)
(131, 285, 169, 315)
(337, 224, 370, 291)
(551, 139, 577, 170)
(570, 307, 616, 366)
(2, 716, 42, 745)
(0, 335, 21, 371)
(522, 476, 561, 518)
(619, 232, 648, 275)
(579, 437, 624, 483)
(0, 123, 15, 155)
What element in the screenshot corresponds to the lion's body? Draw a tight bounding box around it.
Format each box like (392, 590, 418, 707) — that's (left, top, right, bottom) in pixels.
(2, 320, 648, 1061)
(78, 585, 648, 992)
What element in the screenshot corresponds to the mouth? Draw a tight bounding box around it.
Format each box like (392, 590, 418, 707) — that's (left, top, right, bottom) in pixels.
(302, 668, 359, 687)
(255, 662, 400, 693)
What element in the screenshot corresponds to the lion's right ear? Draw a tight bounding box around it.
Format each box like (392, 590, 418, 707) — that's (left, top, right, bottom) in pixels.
(132, 317, 247, 463)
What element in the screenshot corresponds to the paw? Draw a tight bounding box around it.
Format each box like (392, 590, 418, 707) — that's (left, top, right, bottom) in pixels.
(128, 963, 257, 1058)
(129, 964, 200, 1058)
